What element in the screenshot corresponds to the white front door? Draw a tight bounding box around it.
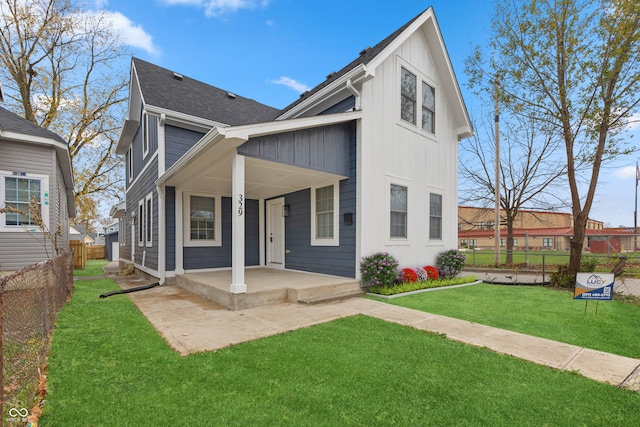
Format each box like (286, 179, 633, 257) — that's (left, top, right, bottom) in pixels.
(266, 198, 285, 269)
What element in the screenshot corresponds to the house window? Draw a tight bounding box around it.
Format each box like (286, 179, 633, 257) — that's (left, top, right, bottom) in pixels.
(469, 239, 477, 248)
(390, 184, 408, 238)
(1, 172, 49, 230)
(3, 176, 41, 226)
(400, 67, 417, 125)
(460, 239, 468, 246)
(145, 193, 153, 246)
(500, 238, 505, 247)
(400, 65, 436, 135)
(543, 238, 553, 248)
(118, 218, 125, 246)
(128, 146, 133, 183)
(142, 112, 149, 158)
(138, 200, 144, 247)
(512, 238, 518, 246)
(422, 82, 435, 133)
(185, 194, 222, 247)
(478, 222, 485, 230)
(429, 193, 442, 240)
(311, 183, 339, 246)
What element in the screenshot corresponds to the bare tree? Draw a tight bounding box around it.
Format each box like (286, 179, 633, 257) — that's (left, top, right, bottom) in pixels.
(460, 112, 567, 264)
(466, 0, 640, 275)
(0, 0, 128, 229)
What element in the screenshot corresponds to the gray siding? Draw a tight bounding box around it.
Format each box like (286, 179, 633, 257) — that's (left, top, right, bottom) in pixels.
(165, 125, 205, 169)
(0, 140, 69, 270)
(183, 198, 260, 270)
(279, 121, 357, 277)
(320, 96, 355, 114)
(126, 155, 159, 271)
(165, 186, 176, 271)
(238, 123, 351, 177)
(126, 108, 159, 187)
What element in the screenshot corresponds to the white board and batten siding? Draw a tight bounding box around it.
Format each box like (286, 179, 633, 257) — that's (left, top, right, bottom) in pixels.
(358, 29, 459, 269)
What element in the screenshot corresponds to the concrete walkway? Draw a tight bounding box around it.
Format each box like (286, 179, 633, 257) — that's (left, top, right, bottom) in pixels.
(105, 270, 640, 392)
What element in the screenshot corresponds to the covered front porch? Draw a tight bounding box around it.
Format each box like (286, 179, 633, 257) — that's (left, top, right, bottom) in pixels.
(175, 267, 363, 310)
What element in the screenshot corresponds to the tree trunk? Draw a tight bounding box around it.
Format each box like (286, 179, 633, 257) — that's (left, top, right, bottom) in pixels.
(568, 213, 587, 276)
(505, 223, 514, 265)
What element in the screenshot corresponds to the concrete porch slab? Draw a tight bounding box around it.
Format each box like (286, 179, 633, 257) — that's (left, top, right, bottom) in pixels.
(176, 268, 361, 310)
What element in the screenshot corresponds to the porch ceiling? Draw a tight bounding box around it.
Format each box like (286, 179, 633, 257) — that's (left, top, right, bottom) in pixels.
(162, 153, 347, 200)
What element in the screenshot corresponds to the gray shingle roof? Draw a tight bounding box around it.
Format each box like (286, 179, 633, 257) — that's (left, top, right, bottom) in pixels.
(133, 58, 281, 126)
(0, 106, 67, 144)
(133, 8, 426, 125)
(279, 9, 425, 116)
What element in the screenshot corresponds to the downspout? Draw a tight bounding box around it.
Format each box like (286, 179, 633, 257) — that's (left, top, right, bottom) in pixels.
(346, 78, 361, 110)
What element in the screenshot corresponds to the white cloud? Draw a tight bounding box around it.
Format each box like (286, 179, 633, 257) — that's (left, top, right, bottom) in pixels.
(160, 0, 270, 17)
(103, 11, 160, 57)
(270, 77, 310, 94)
(614, 165, 638, 180)
(626, 113, 640, 130)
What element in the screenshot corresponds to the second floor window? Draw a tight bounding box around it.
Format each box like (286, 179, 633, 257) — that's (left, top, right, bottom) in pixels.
(400, 67, 417, 125)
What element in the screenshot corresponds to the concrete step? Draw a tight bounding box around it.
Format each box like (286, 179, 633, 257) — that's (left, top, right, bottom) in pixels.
(297, 289, 365, 305)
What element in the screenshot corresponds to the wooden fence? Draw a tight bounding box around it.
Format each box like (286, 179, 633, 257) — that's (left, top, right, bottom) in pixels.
(69, 242, 105, 270)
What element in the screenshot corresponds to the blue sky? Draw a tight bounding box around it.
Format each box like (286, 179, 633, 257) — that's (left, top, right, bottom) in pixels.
(97, 0, 639, 228)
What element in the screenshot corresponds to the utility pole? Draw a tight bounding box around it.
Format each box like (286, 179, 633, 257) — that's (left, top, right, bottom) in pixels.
(494, 83, 500, 267)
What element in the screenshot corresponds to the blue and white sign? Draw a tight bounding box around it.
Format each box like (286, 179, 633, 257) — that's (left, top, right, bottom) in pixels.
(574, 272, 614, 300)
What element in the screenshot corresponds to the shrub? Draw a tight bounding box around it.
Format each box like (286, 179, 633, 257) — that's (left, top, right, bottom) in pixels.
(399, 268, 418, 283)
(550, 265, 575, 289)
(436, 249, 466, 278)
(360, 252, 399, 287)
(424, 265, 439, 280)
(580, 256, 599, 272)
(414, 267, 428, 282)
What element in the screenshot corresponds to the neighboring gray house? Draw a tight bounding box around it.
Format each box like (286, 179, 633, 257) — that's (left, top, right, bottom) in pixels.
(0, 106, 75, 271)
(115, 8, 472, 293)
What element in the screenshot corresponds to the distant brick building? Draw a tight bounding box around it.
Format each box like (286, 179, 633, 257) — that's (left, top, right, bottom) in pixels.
(458, 207, 635, 253)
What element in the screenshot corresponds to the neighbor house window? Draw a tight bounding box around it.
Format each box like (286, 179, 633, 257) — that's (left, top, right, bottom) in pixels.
(422, 82, 435, 133)
(512, 238, 518, 246)
(500, 238, 505, 247)
(145, 193, 153, 246)
(460, 239, 468, 246)
(2, 175, 43, 227)
(469, 239, 477, 247)
(185, 194, 222, 247)
(390, 184, 408, 238)
(400, 67, 417, 125)
(543, 238, 553, 248)
(311, 183, 339, 246)
(429, 193, 442, 240)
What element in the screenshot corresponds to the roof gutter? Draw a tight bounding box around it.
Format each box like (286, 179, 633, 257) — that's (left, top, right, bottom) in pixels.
(346, 79, 361, 110)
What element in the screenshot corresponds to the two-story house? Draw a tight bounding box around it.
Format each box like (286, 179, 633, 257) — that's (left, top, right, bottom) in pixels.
(0, 106, 75, 272)
(114, 7, 472, 308)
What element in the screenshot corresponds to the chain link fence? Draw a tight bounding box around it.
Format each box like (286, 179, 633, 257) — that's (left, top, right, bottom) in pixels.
(1, 252, 74, 426)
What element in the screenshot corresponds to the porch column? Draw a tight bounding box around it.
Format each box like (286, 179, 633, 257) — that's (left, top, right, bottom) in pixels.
(230, 152, 247, 293)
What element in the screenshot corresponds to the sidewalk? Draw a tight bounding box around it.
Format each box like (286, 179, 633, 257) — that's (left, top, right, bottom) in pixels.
(109, 272, 640, 391)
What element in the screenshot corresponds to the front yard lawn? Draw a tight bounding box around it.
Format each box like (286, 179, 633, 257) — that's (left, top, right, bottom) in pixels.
(372, 283, 640, 358)
(41, 279, 640, 426)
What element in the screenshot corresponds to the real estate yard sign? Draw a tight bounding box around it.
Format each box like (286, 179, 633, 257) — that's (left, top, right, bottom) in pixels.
(574, 273, 614, 300)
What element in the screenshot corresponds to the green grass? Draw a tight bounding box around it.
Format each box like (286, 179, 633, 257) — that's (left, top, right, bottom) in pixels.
(465, 249, 627, 265)
(42, 279, 640, 426)
(73, 259, 109, 276)
(375, 284, 640, 358)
